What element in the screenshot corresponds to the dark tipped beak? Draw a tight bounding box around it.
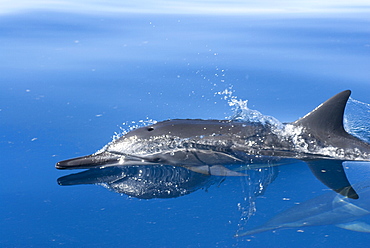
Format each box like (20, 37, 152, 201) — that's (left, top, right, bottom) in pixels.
(55, 152, 122, 170)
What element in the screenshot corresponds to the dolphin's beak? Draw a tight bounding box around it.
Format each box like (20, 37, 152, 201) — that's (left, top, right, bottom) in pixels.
(55, 152, 122, 170)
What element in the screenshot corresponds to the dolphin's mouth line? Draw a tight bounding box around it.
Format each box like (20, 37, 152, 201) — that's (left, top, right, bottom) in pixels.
(107, 150, 139, 158)
(106, 150, 164, 164)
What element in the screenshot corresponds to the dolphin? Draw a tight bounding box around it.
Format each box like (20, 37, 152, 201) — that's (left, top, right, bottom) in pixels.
(235, 180, 370, 237)
(57, 165, 214, 199)
(57, 164, 278, 200)
(56, 90, 370, 199)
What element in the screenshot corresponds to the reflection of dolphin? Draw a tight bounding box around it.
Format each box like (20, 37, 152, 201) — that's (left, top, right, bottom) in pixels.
(236, 182, 370, 237)
(57, 164, 279, 199)
(58, 165, 213, 199)
(56, 91, 370, 198)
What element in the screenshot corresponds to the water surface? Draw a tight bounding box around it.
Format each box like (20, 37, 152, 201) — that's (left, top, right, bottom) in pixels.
(1, 1, 370, 247)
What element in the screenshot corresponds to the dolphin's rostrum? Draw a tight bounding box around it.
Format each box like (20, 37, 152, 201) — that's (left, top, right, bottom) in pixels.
(56, 90, 370, 199)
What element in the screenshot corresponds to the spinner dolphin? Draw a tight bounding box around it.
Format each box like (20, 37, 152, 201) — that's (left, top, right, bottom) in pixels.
(236, 179, 370, 237)
(56, 90, 370, 199)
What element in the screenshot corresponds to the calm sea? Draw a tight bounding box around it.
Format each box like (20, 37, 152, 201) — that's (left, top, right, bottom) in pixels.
(1, 1, 370, 247)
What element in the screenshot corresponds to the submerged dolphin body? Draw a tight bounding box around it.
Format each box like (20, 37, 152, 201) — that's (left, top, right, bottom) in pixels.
(56, 90, 370, 198)
(57, 164, 278, 200)
(236, 180, 370, 237)
(57, 165, 214, 199)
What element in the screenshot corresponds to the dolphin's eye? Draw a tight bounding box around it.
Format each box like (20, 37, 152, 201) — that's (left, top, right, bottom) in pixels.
(147, 127, 154, 131)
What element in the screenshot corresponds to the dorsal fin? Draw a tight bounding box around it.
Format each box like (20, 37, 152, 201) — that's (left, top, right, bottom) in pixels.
(293, 90, 351, 135)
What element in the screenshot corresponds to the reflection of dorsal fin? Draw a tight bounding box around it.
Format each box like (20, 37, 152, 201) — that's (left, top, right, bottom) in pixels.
(306, 160, 358, 199)
(293, 90, 351, 136)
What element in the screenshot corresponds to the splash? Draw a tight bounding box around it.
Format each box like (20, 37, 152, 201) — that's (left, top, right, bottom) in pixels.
(214, 88, 285, 236)
(113, 118, 158, 141)
(215, 90, 370, 161)
(94, 118, 158, 155)
(215, 87, 283, 128)
(235, 166, 278, 237)
(345, 98, 370, 143)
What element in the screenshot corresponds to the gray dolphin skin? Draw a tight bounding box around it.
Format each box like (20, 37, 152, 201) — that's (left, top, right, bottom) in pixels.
(56, 90, 370, 199)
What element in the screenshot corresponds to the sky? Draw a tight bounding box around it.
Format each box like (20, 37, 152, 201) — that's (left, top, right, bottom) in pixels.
(1, 0, 370, 15)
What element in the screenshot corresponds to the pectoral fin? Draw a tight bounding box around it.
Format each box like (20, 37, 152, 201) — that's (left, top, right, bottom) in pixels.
(306, 160, 358, 199)
(336, 221, 370, 233)
(185, 165, 248, 176)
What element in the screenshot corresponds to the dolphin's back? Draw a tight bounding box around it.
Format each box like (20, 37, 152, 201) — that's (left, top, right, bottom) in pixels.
(293, 90, 350, 136)
(293, 90, 370, 153)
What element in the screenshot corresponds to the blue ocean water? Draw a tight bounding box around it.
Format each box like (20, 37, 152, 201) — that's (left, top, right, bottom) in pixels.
(1, 1, 370, 247)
